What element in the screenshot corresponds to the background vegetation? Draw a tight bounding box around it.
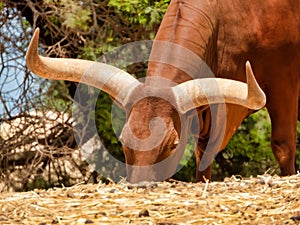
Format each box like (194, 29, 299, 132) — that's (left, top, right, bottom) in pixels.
(1, 0, 299, 191)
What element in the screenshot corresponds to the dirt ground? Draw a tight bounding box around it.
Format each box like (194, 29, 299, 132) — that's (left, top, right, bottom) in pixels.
(0, 174, 299, 225)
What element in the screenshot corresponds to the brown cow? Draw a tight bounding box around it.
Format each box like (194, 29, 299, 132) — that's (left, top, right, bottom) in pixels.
(26, 0, 299, 183)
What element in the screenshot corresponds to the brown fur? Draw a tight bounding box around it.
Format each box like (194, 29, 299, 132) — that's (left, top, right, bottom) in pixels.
(122, 0, 300, 182)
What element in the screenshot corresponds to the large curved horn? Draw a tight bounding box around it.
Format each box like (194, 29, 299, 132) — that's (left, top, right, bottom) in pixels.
(172, 61, 266, 114)
(26, 28, 140, 107)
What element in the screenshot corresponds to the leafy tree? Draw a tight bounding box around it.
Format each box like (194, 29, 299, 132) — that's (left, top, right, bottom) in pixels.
(2, 0, 171, 190)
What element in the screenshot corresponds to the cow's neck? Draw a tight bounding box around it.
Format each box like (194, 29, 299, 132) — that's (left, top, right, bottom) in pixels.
(146, 0, 218, 85)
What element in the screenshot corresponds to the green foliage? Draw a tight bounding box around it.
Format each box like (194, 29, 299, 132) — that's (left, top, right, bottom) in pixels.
(48, 15, 61, 27)
(63, 9, 91, 31)
(24, 175, 49, 191)
(173, 154, 196, 182)
(77, 0, 170, 59)
(95, 92, 125, 162)
(78, 45, 100, 61)
(45, 0, 91, 31)
(173, 135, 196, 182)
(21, 19, 32, 32)
(41, 80, 72, 112)
(213, 109, 278, 180)
(108, 0, 169, 29)
(60, 0, 91, 31)
(227, 109, 273, 161)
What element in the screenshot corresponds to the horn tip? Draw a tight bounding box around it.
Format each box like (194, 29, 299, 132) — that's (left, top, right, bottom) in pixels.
(26, 28, 41, 72)
(245, 61, 266, 110)
(245, 61, 253, 78)
(33, 28, 40, 37)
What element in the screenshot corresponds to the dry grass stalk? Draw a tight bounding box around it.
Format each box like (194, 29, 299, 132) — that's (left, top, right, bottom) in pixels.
(0, 174, 299, 224)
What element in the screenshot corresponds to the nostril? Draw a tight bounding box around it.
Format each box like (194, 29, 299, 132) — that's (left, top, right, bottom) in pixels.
(127, 166, 157, 183)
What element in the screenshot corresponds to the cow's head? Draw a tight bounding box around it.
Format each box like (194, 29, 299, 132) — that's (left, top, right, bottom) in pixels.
(26, 28, 266, 183)
(118, 80, 184, 182)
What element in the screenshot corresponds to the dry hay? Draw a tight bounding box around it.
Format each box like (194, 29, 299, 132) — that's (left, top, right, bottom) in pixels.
(0, 174, 300, 225)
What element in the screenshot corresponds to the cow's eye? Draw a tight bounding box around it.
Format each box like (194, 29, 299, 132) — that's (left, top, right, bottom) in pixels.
(170, 139, 179, 150)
